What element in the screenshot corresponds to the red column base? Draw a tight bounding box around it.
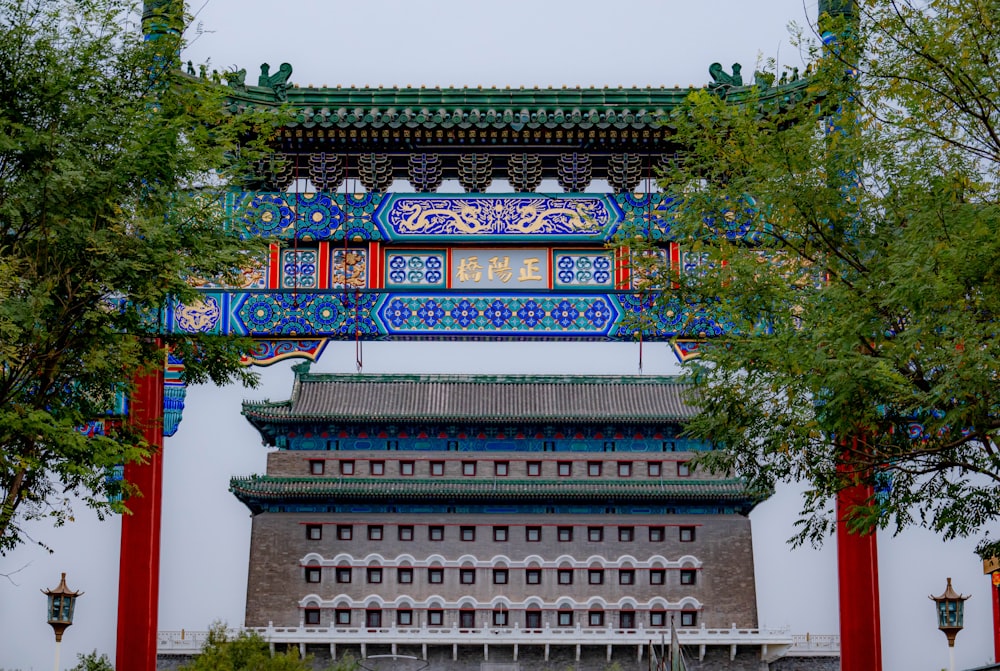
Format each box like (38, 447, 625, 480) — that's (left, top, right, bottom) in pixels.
(116, 366, 165, 671)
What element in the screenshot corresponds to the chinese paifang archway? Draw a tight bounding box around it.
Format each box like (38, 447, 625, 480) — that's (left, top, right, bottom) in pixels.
(122, 2, 878, 670)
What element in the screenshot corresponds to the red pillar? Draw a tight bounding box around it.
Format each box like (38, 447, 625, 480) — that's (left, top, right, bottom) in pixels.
(117, 365, 165, 671)
(991, 576, 1000, 662)
(837, 440, 882, 671)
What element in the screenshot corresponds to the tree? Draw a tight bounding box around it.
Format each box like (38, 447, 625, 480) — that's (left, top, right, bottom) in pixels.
(0, 0, 274, 553)
(180, 623, 357, 671)
(631, 0, 1000, 554)
(69, 651, 115, 671)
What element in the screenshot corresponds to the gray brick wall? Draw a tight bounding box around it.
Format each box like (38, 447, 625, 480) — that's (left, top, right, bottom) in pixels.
(244, 509, 757, 629)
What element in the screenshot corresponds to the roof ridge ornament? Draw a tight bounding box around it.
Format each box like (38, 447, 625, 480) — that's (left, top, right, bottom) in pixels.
(259, 62, 293, 101)
(709, 62, 743, 88)
(225, 67, 247, 92)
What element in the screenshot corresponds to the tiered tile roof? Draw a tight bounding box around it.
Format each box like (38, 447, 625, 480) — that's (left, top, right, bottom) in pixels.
(242, 373, 698, 425)
(229, 476, 762, 514)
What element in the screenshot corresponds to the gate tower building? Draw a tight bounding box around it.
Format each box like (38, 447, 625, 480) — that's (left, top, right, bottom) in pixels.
(231, 366, 771, 667)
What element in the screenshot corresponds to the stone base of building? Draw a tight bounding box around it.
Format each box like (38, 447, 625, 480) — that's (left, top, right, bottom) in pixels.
(158, 631, 840, 671)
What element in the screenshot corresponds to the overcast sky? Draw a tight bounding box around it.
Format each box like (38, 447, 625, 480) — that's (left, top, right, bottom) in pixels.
(2, 2, 999, 670)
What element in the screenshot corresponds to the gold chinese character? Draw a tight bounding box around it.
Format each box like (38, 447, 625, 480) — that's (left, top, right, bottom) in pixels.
(456, 257, 483, 283)
(488, 256, 514, 283)
(518, 258, 543, 282)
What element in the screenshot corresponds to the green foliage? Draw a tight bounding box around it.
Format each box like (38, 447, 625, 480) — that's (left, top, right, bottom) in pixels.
(179, 623, 358, 671)
(628, 0, 1000, 554)
(69, 650, 115, 671)
(0, 0, 277, 553)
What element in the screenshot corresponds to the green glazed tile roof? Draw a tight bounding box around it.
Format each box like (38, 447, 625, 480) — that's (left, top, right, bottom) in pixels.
(242, 373, 697, 424)
(225, 80, 810, 130)
(229, 476, 755, 503)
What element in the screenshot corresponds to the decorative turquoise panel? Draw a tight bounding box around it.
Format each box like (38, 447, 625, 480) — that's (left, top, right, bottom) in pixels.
(374, 194, 621, 242)
(166, 292, 229, 335)
(164, 290, 726, 349)
(679, 249, 710, 275)
(232, 191, 380, 240)
(553, 251, 614, 289)
(228, 192, 678, 242)
(280, 249, 318, 289)
(232, 292, 382, 337)
(163, 353, 186, 437)
(375, 294, 619, 337)
(385, 251, 446, 288)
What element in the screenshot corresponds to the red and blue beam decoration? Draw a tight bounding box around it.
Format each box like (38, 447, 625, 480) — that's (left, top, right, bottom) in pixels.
(163, 353, 186, 437)
(161, 192, 739, 366)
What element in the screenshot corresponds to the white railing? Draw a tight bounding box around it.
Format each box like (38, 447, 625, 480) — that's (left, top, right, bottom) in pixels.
(157, 629, 214, 652)
(159, 624, 838, 657)
(789, 633, 841, 655)
(253, 622, 794, 646)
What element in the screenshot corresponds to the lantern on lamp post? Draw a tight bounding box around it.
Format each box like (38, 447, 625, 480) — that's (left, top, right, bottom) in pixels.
(929, 577, 969, 671)
(42, 573, 83, 671)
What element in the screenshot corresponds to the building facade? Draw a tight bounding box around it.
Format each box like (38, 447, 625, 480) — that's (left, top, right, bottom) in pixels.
(231, 365, 776, 668)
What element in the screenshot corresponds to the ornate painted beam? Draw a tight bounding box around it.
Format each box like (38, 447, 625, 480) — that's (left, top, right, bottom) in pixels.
(159, 192, 732, 366)
(228, 191, 675, 242)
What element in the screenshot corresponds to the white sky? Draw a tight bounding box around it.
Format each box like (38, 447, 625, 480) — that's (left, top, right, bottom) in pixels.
(2, 2, 999, 670)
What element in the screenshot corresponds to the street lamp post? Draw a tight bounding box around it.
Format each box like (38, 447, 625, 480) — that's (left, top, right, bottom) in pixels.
(42, 573, 83, 671)
(930, 577, 970, 671)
